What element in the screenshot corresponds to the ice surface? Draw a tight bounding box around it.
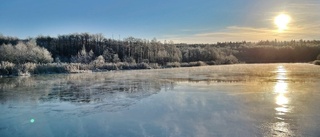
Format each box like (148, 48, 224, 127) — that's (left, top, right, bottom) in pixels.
(0, 63, 320, 137)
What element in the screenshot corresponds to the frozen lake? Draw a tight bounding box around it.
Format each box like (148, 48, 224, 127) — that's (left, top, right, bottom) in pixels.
(1, 63, 320, 137)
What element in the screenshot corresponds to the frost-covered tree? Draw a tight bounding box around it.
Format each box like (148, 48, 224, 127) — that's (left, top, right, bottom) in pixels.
(71, 46, 95, 63)
(0, 39, 53, 64)
(112, 54, 121, 63)
(102, 50, 113, 62)
(91, 55, 105, 68)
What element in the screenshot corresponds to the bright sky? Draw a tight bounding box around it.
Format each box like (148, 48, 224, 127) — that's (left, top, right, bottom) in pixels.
(1, 0, 319, 43)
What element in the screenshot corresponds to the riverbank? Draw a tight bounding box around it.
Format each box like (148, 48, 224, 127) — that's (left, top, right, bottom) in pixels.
(0, 61, 220, 77)
(2, 61, 319, 77)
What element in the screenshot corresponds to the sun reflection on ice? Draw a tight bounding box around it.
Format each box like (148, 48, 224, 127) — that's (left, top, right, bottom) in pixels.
(274, 66, 290, 114)
(270, 65, 294, 136)
(275, 94, 291, 116)
(276, 66, 286, 73)
(276, 94, 288, 105)
(274, 81, 288, 94)
(271, 122, 294, 136)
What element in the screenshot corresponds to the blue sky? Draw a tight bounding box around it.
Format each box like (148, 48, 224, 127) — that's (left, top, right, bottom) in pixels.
(1, 0, 319, 43)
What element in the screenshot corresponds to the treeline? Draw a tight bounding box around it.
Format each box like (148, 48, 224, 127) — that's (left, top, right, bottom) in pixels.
(1, 33, 320, 76)
(35, 33, 181, 64)
(235, 40, 320, 63)
(1, 33, 320, 64)
(33, 33, 240, 65)
(179, 40, 320, 63)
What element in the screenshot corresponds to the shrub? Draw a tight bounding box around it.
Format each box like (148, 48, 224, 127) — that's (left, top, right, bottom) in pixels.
(112, 54, 121, 63)
(166, 62, 181, 68)
(90, 55, 105, 68)
(118, 62, 139, 70)
(17, 63, 37, 74)
(314, 60, 320, 65)
(180, 62, 191, 67)
(206, 61, 216, 65)
(179, 61, 207, 67)
(33, 63, 68, 74)
(123, 57, 136, 63)
(65, 63, 89, 73)
(148, 63, 160, 69)
(189, 61, 207, 67)
(0, 61, 15, 75)
(195, 61, 207, 66)
(97, 63, 118, 70)
(223, 55, 239, 64)
(137, 62, 152, 69)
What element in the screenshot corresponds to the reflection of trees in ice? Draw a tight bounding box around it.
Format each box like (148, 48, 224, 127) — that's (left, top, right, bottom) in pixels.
(39, 72, 171, 103)
(0, 71, 174, 115)
(39, 78, 171, 116)
(40, 76, 167, 104)
(0, 76, 54, 104)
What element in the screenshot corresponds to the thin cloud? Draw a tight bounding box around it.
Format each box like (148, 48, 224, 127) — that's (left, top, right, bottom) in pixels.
(164, 26, 278, 43)
(163, 2, 320, 44)
(165, 24, 320, 44)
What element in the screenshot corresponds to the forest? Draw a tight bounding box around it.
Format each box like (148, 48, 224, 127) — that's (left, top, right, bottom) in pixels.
(1, 33, 320, 76)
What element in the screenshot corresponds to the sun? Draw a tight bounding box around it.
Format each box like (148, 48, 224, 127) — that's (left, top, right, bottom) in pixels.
(274, 13, 291, 32)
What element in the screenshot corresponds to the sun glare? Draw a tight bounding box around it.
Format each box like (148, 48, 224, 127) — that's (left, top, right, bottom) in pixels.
(274, 14, 291, 32)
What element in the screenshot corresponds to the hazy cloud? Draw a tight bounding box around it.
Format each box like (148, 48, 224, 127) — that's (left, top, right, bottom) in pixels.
(162, 2, 320, 44)
(165, 25, 320, 44)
